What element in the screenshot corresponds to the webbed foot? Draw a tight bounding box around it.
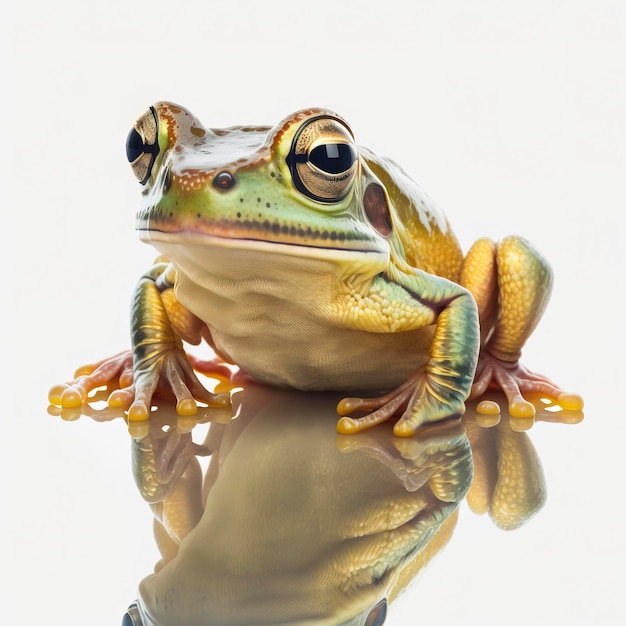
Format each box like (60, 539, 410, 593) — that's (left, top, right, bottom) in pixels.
(336, 377, 415, 435)
(337, 370, 466, 437)
(49, 349, 230, 421)
(49, 351, 134, 409)
(470, 352, 583, 418)
(121, 348, 230, 421)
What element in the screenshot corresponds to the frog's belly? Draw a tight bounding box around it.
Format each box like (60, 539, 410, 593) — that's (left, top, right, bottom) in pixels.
(200, 293, 431, 391)
(161, 240, 432, 392)
(214, 306, 432, 392)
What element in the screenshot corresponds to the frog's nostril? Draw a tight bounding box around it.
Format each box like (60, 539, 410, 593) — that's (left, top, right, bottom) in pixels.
(213, 171, 235, 190)
(126, 128, 145, 163)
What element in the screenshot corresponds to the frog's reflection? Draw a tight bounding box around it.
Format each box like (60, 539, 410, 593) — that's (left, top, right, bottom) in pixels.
(53, 383, 581, 626)
(118, 384, 471, 626)
(463, 390, 583, 531)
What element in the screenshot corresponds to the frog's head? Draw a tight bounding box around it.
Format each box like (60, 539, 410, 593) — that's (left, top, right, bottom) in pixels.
(126, 102, 400, 263)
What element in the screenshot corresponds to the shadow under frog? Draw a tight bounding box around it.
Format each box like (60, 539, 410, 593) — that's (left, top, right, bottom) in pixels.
(121, 383, 474, 626)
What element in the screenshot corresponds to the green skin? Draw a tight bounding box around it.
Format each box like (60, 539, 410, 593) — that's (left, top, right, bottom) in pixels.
(51, 102, 582, 435)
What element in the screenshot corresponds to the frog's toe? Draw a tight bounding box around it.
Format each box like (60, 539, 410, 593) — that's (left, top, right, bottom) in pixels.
(48, 383, 83, 408)
(176, 398, 198, 416)
(476, 399, 501, 416)
(59, 386, 87, 409)
(128, 402, 151, 422)
(336, 416, 361, 434)
(393, 419, 418, 438)
(508, 397, 536, 418)
(557, 392, 584, 411)
(336, 397, 366, 416)
(108, 387, 134, 410)
(60, 387, 86, 408)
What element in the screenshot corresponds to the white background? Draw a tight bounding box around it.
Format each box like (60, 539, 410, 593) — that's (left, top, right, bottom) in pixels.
(3, 0, 625, 624)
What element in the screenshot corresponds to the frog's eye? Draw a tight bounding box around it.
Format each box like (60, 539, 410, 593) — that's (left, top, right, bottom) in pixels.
(287, 116, 358, 202)
(364, 599, 387, 626)
(126, 107, 160, 185)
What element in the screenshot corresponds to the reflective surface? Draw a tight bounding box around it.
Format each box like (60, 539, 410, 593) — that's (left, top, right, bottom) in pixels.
(126, 386, 471, 625)
(47, 384, 582, 626)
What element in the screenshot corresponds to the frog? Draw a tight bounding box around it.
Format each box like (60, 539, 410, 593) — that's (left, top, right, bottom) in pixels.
(49, 102, 583, 436)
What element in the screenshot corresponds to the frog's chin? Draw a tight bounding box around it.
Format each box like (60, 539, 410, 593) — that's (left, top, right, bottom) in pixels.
(138, 228, 390, 265)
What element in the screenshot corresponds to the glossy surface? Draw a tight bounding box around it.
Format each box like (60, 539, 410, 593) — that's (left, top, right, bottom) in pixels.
(48, 386, 580, 626)
(130, 387, 470, 625)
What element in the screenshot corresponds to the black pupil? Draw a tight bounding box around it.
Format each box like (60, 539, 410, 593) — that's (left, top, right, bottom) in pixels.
(309, 143, 355, 174)
(126, 128, 145, 163)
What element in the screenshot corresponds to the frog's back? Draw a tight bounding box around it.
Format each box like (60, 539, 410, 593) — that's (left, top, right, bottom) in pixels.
(363, 150, 463, 282)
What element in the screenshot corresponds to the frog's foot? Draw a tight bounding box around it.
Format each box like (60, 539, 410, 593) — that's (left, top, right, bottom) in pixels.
(337, 377, 415, 434)
(471, 352, 583, 418)
(117, 348, 231, 422)
(49, 349, 230, 421)
(336, 372, 465, 437)
(48, 351, 134, 409)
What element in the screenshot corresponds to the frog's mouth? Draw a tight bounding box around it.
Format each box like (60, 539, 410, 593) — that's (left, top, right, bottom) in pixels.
(138, 222, 390, 261)
(139, 228, 390, 274)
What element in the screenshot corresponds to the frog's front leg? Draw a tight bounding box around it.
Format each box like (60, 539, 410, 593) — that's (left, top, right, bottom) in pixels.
(461, 236, 583, 417)
(115, 262, 230, 420)
(336, 268, 480, 437)
(50, 261, 230, 419)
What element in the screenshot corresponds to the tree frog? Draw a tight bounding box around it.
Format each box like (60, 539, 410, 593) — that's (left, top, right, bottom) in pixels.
(50, 103, 582, 436)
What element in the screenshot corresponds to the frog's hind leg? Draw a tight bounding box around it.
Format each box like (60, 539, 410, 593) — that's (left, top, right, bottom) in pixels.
(461, 235, 583, 417)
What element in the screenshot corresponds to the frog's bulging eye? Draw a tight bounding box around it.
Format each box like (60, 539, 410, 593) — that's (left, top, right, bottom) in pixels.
(287, 116, 357, 202)
(127, 107, 160, 185)
(364, 599, 387, 626)
(308, 143, 356, 175)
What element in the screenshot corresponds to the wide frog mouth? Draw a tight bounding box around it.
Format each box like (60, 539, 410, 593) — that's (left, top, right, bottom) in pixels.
(139, 228, 391, 282)
(138, 215, 390, 255)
